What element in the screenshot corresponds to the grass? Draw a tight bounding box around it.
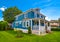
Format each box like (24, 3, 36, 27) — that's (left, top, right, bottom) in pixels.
(0, 30, 60, 42)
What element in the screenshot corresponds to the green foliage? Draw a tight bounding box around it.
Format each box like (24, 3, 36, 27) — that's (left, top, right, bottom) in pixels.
(0, 21, 9, 30)
(28, 26, 32, 34)
(51, 28, 60, 31)
(16, 30, 23, 38)
(3, 7, 22, 23)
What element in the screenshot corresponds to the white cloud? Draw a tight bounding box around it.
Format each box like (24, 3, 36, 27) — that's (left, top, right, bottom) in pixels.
(41, 7, 60, 20)
(0, 6, 7, 11)
(45, 17, 51, 21)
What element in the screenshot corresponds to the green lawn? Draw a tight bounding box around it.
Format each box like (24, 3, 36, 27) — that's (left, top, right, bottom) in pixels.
(0, 30, 60, 42)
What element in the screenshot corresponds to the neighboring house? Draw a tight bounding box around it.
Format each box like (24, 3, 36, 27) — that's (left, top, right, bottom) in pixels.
(50, 20, 59, 28)
(12, 8, 51, 35)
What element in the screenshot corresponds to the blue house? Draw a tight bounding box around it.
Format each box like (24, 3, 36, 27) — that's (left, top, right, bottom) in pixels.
(12, 8, 51, 35)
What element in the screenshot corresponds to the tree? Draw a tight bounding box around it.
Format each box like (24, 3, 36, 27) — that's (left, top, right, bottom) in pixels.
(58, 18, 60, 27)
(28, 26, 32, 34)
(3, 7, 22, 23)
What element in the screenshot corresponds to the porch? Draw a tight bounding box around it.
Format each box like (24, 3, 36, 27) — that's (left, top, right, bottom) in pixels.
(31, 19, 46, 35)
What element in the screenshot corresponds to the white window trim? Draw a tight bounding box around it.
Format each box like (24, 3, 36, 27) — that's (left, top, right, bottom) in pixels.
(34, 12, 37, 18)
(19, 21, 22, 24)
(22, 20, 30, 27)
(22, 21, 24, 27)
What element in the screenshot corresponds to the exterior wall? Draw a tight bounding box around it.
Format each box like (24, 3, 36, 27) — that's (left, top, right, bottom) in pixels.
(14, 28, 28, 33)
(12, 9, 45, 29)
(12, 19, 32, 29)
(50, 22, 59, 28)
(32, 30, 39, 35)
(50, 23, 59, 26)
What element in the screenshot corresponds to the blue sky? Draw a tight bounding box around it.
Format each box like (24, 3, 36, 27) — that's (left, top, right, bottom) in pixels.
(0, 0, 60, 21)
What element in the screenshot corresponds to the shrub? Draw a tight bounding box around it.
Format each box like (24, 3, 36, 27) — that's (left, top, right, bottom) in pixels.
(51, 28, 60, 31)
(16, 30, 23, 38)
(28, 26, 32, 34)
(0, 21, 9, 30)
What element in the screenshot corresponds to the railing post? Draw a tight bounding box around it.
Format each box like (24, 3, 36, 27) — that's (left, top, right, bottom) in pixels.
(39, 19, 40, 35)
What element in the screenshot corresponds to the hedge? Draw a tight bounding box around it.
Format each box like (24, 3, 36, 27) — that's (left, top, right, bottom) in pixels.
(51, 28, 60, 31)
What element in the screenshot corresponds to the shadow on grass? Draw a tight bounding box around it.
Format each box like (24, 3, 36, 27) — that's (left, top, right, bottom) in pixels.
(5, 30, 37, 38)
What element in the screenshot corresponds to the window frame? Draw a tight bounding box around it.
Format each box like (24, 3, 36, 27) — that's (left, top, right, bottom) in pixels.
(15, 22, 19, 26)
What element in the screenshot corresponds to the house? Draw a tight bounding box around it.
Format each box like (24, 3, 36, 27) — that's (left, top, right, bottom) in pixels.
(50, 20, 59, 28)
(12, 8, 51, 35)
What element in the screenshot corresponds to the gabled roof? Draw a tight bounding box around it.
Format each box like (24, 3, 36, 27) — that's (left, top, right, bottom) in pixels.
(15, 8, 46, 17)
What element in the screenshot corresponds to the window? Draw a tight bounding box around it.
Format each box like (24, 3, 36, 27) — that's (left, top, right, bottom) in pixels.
(22, 21, 30, 27)
(37, 14, 39, 18)
(26, 21, 29, 27)
(41, 23, 44, 26)
(41, 15, 43, 18)
(27, 22, 29, 26)
(19, 21, 21, 24)
(41, 15, 44, 19)
(24, 14, 27, 18)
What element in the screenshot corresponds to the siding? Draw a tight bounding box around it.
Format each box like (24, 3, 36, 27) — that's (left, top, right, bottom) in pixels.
(12, 20, 32, 29)
(15, 14, 24, 21)
(12, 10, 45, 29)
(27, 11, 34, 18)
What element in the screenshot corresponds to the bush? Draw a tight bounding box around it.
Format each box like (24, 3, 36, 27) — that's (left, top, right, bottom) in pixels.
(16, 30, 23, 38)
(0, 21, 9, 30)
(51, 28, 60, 31)
(28, 26, 32, 34)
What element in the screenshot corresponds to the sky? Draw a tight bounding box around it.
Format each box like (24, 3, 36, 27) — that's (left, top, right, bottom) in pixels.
(0, 0, 60, 21)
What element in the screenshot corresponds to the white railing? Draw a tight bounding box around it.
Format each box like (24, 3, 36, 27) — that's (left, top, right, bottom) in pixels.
(33, 25, 39, 30)
(40, 26, 46, 34)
